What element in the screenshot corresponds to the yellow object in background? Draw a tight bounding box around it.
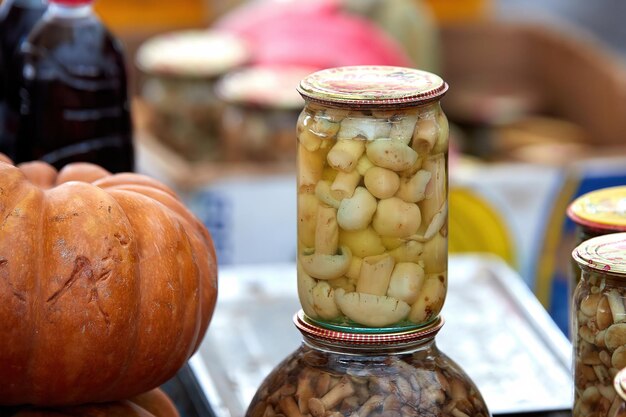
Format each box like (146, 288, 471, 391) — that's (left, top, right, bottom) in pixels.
(421, 0, 490, 23)
(449, 187, 515, 266)
(95, 0, 213, 32)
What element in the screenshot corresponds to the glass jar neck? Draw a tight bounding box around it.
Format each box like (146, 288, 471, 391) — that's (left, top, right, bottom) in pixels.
(580, 266, 626, 287)
(302, 334, 438, 356)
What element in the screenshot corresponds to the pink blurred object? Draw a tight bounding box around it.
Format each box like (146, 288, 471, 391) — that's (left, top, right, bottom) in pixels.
(215, 0, 413, 70)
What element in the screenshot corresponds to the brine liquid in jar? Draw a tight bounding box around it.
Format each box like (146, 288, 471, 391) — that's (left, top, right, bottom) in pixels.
(247, 313, 491, 417)
(296, 66, 449, 332)
(14, 0, 134, 172)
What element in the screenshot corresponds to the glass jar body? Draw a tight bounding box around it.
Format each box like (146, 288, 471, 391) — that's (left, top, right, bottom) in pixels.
(572, 268, 626, 417)
(296, 100, 449, 331)
(140, 74, 224, 161)
(221, 104, 299, 163)
(569, 226, 606, 302)
(246, 338, 489, 417)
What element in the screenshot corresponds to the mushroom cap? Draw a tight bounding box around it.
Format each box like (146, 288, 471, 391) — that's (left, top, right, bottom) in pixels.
(335, 289, 410, 327)
(299, 246, 352, 280)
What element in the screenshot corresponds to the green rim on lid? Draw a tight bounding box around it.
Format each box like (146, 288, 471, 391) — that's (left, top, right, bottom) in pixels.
(297, 66, 448, 108)
(572, 232, 626, 275)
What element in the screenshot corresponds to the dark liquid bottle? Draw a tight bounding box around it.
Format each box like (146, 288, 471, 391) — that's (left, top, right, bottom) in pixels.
(0, 0, 47, 159)
(15, 0, 134, 172)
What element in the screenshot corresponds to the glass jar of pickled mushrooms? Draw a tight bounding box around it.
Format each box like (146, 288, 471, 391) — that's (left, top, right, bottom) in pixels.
(246, 313, 490, 417)
(136, 30, 249, 161)
(216, 66, 312, 163)
(572, 233, 626, 417)
(295, 66, 449, 332)
(567, 187, 626, 299)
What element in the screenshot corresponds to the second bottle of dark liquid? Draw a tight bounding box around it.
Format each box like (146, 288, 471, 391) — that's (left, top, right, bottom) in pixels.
(13, 0, 134, 172)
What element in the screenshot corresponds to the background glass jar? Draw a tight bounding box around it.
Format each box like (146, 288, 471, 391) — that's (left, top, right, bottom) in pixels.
(295, 66, 449, 331)
(567, 186, 626, 299)
(136, 30, 249, 161)
(571, 233, 626, 417)
(246, 313, 490, 417)
(216, 66, 314, 163)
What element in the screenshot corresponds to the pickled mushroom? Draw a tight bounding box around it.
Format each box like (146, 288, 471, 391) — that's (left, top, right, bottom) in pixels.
(334, 289, 410, 327)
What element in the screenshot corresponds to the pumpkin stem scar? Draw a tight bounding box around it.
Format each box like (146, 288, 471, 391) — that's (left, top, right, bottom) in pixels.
(0, 258, 25, 302)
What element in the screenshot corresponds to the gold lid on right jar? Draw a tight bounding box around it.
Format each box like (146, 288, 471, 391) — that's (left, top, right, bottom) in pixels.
(572, 232, 626, 275)
(567, 186, 626, 232)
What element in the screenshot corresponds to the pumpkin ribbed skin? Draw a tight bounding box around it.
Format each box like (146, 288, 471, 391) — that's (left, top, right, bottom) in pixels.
(0, 161, 217, 405)
(9, 388, 180, 417)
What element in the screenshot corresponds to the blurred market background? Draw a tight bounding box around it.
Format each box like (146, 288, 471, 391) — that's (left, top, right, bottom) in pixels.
(10, 0, 626, 335)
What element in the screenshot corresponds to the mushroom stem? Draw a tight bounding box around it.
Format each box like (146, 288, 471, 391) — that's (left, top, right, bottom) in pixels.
(316, 205, 339, 255)
(327, 139, 366, 172)
(298, 144, 325, 192)
(331, 170, 361, 200)
(416, 201, 447, 241)
(356, 254, 395, 296)
(320, 376, 356, 409)
(279, 396, 305, 417)
(315, 373, 332, 397)
(296, 370, 315, 414)
(351, 394, 384, 417)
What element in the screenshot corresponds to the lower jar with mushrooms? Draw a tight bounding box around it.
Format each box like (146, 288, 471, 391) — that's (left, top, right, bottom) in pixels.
(246, 312, 490, 417)
(572, 233, 626, 417)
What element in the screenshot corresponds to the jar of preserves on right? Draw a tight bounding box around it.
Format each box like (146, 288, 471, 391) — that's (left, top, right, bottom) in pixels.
(567, 186, 626, 300)
(572, 233, 626, 417)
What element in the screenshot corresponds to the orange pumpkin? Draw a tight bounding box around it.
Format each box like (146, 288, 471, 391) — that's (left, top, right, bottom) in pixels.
(0, 159, 218, 405)
(8, 388, 180, 417)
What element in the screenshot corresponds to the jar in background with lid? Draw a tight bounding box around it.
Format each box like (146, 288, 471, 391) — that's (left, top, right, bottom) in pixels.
(567, 186, 626, 298)
(136, 30, 249, 161)
(571, 233, 626, 417)
(215, 65, 312, 163)
(247, 312, 490, 417)
(295, 66, 449, 332)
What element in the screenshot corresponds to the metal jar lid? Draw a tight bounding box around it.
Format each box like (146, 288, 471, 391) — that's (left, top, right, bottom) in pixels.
(572, 232, 626, 275)
(297, 66, 448, 109)
(215, 66, 313, 109)
(567, 186, 626, 232)
(294, 310, 444, 346)
(136, 30, 249, 78)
